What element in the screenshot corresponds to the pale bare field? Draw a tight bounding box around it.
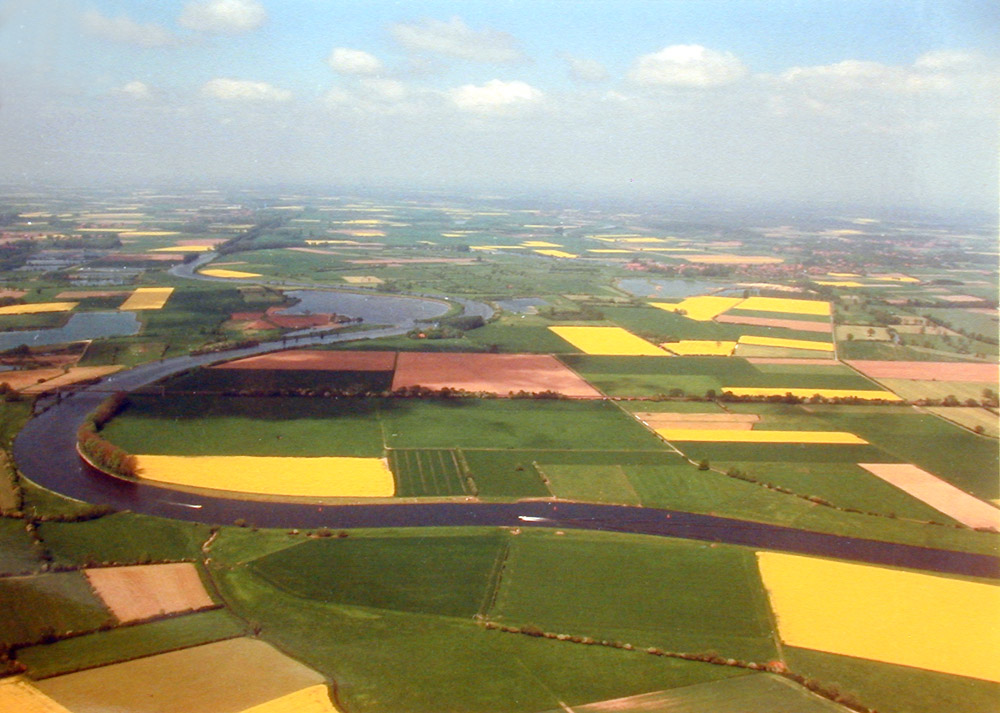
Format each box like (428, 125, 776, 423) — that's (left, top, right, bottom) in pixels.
(36, 639, 327, 713)
(859, 463, 1000, 531)
(925, 406, 999, 437)
(84, 563, 215, 623)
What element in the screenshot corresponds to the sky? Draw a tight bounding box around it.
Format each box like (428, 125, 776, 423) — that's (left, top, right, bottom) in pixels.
(0, 0, 997, 211)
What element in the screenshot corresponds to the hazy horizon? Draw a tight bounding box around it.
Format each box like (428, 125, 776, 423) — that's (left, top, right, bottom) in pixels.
(2, 0, 997, 213)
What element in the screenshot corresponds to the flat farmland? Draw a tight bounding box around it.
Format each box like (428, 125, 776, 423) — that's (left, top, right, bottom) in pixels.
(488, 529, 777, 662)
(216, 548, 746, 713)
(391, 352, 602, 397)
(785, 647, 1000, 713)
(389, 448, 470, 497)
(34, 638, 328, 713)
(926, 406, 999, 437)
(758, 552, 1000, 682)
(38, 513, 209, 568)
(538, 674, 852, 713)
(537, 464, 642, 505)
(0, 572, 111, 645)
(248, 532, 505, 617)
(844, 360, 999, 382)
(380, 399, 667, 451)
(0, 517, 42, 575)
(84, 563, 215, 623)
(213, 349, 397, 371)
(16, 609, 246, 679)
(102, 394, 386, 457)
(875, 378, 995, 403)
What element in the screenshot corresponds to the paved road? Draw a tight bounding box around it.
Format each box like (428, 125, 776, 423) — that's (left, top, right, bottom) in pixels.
(10, 260, 999, 579)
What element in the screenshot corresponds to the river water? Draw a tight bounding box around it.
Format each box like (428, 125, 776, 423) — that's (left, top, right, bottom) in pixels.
(0, 312, 140, 351)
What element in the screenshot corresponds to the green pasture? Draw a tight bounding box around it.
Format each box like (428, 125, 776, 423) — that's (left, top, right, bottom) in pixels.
(807, 404, 1000, 500)
(389, 448, 470, 497)
(16, 609, 245, 678)
(877, 379, 995, 403)
(488, 529, 777, 662)
(214, 530, 748, 713)
(102, 394, 386, 457)
(0, 571, 111, 645)
(460, 450, 552, 497)
(0, 517, 41, 575)
(38, 513, 210, 567)
(785, 647, 1000, 713)
(922, 308, 999, 342)
(712, 461, 960, 523)
(249, 532, 505, 618)
(0, 312, 69, 332)
(381, 399, 665, 451)
(538, 464, 642, 505)
(536, 674, 853, 713)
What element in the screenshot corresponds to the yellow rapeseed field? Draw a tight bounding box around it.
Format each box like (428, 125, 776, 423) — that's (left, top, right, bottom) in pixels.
(0, 677, 72, 713)
(548, 326, 668, 356)
(0, 302, 77, 315)
(342, 276, 384, 285)
(650, 296, 743, 321)
(737, 335, 834, 352)
(119, 287, 174, 311)
(237, 685, 340, 713)
(661, 340, 737, 356)
(587, 249, 633, 254)
(655, 429, 867, 444)
(199, 268, 263, 279)
(816, 281, 864, 287)
(733, 296, 831, 316)
(534, 249, 577, 258)
(151, 245, 215, 252)
(521, 241, 562, 248)
(873, 274, 919, 283)
(757, 552, 1000, 682)
(136, 455, 395, 498)
(721, 387, 900, 401)
(828, 272, 861, 278)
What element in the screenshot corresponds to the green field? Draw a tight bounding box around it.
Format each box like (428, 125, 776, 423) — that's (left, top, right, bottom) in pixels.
(538, 464, 642, 504)
(16, 609, 246, 678)
(389, 448, 470, 497)
(249, 532, 506, 618)
(0, 517, 41, 575)
(785, 647, 1000, 713)
(103, 394, 386, 457)
(0, 572, 112, 645)
(536, 674, 853, 713)
(38, 513, 210, 567)
(488, 529, 777, 662)
(921, 308, 999, 342)
(211, 527, 752, 713)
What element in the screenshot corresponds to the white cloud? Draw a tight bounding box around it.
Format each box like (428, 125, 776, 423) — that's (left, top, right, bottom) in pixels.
(328, 48, 384, 76)
(449, 79, 542, 114)
(629, 45, 748, 88)
(201, 78, 291, 102)
(115, 81, 153, 100)
(390, 16, 524, 63)
(564, 55, 609, 83)
(81, 9, 179, 48)
(780, 59, 908, 92)
(179, 0, 266, 34)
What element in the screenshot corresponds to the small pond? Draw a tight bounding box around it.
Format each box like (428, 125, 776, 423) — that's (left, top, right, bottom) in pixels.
(617, 278, 723, 299)
(0, 312, 141, 351)
(280, 290, 449, 326)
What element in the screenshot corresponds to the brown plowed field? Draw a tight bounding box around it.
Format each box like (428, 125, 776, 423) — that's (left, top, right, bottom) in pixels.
(84, 563, 215, 623)
(392, 352, 603, 398)
(715, 314, 832, 332)
(846, 361, 999, 382)
(212, 350, 396, 372)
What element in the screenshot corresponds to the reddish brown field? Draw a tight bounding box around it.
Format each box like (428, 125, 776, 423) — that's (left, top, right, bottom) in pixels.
(715, 314, 832, 332)
(213, 349, 397, 371)
(846, 360, 999, 382)
(392, 352, 602, 398)
(84, 563, 215, 623)
(0, 289, 26, 299)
